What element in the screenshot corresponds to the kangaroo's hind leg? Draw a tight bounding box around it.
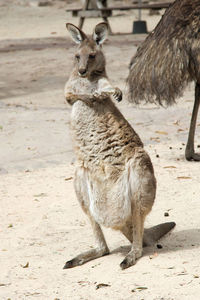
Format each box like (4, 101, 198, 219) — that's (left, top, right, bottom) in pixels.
(63, 167, 109, 269)
(119, 154, 156, 269)
(120, 212, 145, 270)
(63, 215, 109, 268)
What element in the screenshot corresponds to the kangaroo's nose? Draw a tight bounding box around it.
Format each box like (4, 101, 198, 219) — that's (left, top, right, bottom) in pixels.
(79, 68, 87, 76)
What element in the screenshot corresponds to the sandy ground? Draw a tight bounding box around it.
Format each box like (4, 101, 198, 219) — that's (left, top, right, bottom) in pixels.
(0, 1, 200, 299)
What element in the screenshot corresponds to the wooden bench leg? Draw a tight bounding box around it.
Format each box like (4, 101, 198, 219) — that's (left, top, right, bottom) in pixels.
(79, 0, 90, 29)
(78, 0, 113, 34)
(102, 16, 112, 34)
(79, 17, 85, 29)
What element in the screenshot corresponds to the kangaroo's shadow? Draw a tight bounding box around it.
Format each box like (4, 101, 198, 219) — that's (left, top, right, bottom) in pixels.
(111, 228, 200, 257)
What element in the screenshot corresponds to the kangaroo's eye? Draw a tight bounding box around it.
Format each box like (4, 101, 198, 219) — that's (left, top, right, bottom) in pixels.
(75, 54, 80, 60)
(89, 54, 96, 59)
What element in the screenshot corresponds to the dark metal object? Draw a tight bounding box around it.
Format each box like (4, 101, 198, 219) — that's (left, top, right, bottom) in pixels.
(132, 20, 148, 34)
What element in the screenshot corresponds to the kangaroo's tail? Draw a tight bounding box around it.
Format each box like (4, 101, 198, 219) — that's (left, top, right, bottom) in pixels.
(143, 222, 176, 247)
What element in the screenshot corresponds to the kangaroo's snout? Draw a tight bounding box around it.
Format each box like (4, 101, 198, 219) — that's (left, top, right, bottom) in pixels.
(78, 68, 87, 77)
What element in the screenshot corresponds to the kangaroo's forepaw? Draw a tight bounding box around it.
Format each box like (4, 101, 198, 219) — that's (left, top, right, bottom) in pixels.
(65, 92, 78, 105)
(113, 88, 122, 102)
(93, 91, 109, 101)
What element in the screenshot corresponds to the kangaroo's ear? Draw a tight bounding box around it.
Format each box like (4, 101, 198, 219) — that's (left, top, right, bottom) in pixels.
(93, 22, 108, 45)
(66, 23, 87, 44)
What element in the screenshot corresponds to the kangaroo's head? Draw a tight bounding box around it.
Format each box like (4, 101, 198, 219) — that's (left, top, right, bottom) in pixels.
(66, 22, 108, 78)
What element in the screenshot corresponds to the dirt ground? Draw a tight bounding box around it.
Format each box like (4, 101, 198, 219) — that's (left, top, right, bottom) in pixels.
(0, 1, 200, 299)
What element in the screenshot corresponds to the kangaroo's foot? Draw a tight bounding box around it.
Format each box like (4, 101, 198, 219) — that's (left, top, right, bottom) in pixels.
(120, 247, 142, 270)
(63, 246, 109, 269)
(119, 221, 176, 269)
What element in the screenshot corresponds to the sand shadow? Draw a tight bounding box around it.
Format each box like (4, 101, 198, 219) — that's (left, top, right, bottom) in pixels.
(111, 228, 200, 257)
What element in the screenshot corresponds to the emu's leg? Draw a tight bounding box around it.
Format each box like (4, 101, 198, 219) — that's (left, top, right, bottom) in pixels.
(185, 82, 200, 161)
(63, 214, 109, 269)
(120, 213, 145, 270)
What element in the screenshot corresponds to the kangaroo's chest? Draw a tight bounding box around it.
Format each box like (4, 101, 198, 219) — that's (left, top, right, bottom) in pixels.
(71, 100, 114, 163)
(70, 99, 140, 177)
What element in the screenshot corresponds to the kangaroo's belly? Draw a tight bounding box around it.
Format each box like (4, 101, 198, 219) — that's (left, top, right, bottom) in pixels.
(75, 151, 156, 229)
(75, 166, 132, 229)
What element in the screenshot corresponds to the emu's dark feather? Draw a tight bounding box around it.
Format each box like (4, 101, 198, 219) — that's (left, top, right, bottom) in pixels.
(127, 0, 200, 106)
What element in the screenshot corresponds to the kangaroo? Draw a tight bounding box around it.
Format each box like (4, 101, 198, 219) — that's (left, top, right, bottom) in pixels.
(64, 22, 175, 269)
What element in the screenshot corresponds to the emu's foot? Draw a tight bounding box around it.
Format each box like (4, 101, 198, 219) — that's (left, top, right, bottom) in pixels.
(185, 151, 200, 161)
(120, 249, 142, 270)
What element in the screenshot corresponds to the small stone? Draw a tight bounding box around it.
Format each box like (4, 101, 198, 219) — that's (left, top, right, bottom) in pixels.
(29, 0, 52, 7)
(0, 168, 8, 174)
(164, 212, 169, 217)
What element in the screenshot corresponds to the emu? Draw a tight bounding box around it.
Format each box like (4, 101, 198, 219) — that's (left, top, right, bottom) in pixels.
(127, 0, 200, 161)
